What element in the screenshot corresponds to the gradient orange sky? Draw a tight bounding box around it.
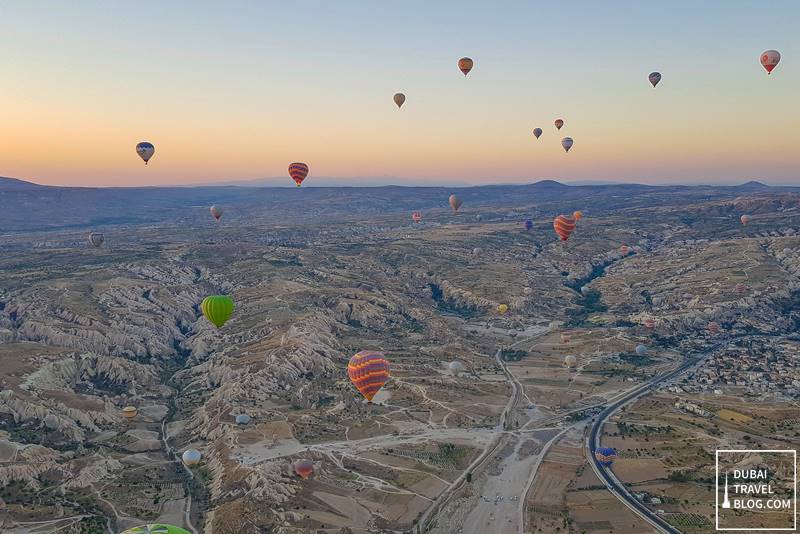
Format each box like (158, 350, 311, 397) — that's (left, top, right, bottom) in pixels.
(1, 1, 798, 187)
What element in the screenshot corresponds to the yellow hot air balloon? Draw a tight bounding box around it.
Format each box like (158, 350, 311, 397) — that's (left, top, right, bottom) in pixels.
(201, 295, 234, 328)
(573, 211, 583, 220)
(497, 304, 508, 314)
(122, 406, 138, 420)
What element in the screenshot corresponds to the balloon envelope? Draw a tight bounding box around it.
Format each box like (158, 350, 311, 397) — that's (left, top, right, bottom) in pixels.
(288, 162, 309, 187)
(560, 332, 571, 343)
(635, 344, 647, 355)
(553, 215, 576, 241)
(573, 211, 583, 220)
(182, 449, 201, 466)
(393, 93, 406, 108)
(201, 295, 234, 328)
(561, 137, 574, 152)
(644, 318, 656, 329)
(497, 304, 508, 314)
(760, 50, 781, 74)
(449, 361, 465, 374)
(533, 128, 543, 139)
(458, 57, 474, 76)
(449, 194, 463, 212)
(412, 211, 422, 223)
(472, 247, 482, 255)
(595, 447, 617, 467)
(620, 245, 629, 255)
(707, 321, 721, 334)
(136, 142, 155, 164)
(564, 355, 577, 368)
(348, 351, 390, 402)
(88, 232, 105, 248)
(235, 414, 251, 425)
(293, 459, 314, 479)
(740, 214, 751, 225)
(554, 119, 564, 130)
(648, 71, 662, 87)
(524, 219, 533, 231)
(210, 205, 223, 221)
(122, 406, 137, 419)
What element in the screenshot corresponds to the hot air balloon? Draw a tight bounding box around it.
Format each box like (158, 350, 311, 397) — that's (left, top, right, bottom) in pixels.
(635, 344, 647, 356)
(561, 137, 574, 153)
(648, 72, 662, 87)
(595, 447, 617, 467)
(497, 304, 508, 315)
(472, 247, 483, 256)
(553, 215, 576, 241)
(201, 295, 234, 328)
(122, 406, 137, 420)
(235, 414, 251, 425)
(564, 355, 577, 368)
(740, 214, 751, 225)
(393, 93, 406, 108)
(288, 162, 309, 187)
(182, 449, 201, 467)
(122, 524, 192, 534)
(644, 318, 656, 329)
(735, 283, 747, 295)
(707, 321, 721, 335)
(523, 287, 533, 296)
(524, 219, 533, 231)
(573, 211, 583, 221)
(554, 119, 564, 130)
(533, 128, 543, 139)
(412, 211, 422, 223)
(458, 57, 473, 76)
(348, 351, 390, 402)
(760, 50, 781, 75)
(449, 194, 462, 212)
(210, 205, 223, 221)
(135, 142, 155, 165)
(449, 361, 465, 375)
(549, 321, 561, 331)
(293, 459, 315, 479)
(620, 244, 629, 255)
(560, 332, 571, 344)
(475, 214, 483, 221)
(88, 232, 105, 248)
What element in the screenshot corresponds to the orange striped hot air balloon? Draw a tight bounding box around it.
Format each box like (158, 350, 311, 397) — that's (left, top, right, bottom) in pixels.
(348, 351, 390, 403)
(620, 244, 629, 255)
(288, 162, 309, 187)
(553, 215, 576, 241)
(412, 211, 422, 223)
(707, 321, 721, 335)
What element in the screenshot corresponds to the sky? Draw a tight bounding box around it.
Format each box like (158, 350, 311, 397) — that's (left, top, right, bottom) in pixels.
(1, 1, 798, 187)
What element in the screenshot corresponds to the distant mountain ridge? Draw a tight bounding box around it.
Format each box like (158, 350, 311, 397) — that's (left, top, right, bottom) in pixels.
(1, 175, 798, 233)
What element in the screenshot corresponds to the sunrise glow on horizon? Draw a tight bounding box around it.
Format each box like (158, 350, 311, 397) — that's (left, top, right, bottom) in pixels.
(1, 1, 798, 187)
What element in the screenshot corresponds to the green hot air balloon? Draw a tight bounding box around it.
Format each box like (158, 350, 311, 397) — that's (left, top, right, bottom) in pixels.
(121, 525, 192, 534)
(201, 295, 234, 328)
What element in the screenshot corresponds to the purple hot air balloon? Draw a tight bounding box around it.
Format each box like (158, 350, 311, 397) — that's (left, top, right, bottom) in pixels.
(524, 219, 533, 231)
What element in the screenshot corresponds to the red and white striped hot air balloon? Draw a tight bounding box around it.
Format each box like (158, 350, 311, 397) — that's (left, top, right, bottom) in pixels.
(412, 211, 422, 223)
(288, 162, 309, 187)
(735, 283, 747, 295)
(449, 194, 463, 212)
(760, 50, 781, 75)
(210, 205, 223, 221)
(553, 215, 576, 241)
(620, 244, 629, 256)
(644, 318, 656, 329)
(707, 321, 721, 335)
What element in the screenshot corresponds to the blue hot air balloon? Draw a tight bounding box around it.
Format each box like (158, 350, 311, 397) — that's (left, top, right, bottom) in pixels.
(524, 219, 533, 231)
(595, 447, 618, 467)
